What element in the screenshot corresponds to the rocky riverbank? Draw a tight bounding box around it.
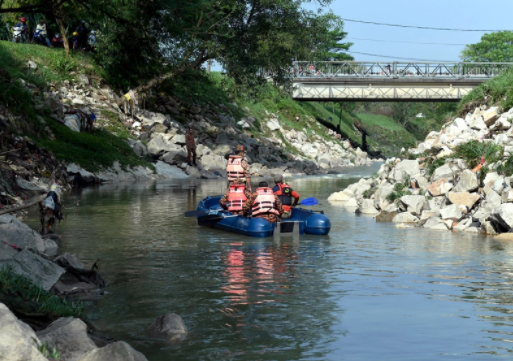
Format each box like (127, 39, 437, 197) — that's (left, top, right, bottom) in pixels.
(3, 60, 374, 185)
(328, 105, 513, 238)
(0, 211, 188, 360)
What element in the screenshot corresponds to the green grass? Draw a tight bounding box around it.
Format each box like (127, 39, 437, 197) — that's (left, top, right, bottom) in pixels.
(356, 113, 405, 131)
(0, 266, 84, 318)
(460, 66, 513, 113)
(37, 118, 152, 172)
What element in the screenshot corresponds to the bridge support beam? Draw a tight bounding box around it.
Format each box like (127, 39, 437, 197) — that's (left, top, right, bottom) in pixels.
(292, 82, 477, 101)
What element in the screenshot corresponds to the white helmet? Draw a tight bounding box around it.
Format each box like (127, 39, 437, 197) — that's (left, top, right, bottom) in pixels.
(90, 30, 96, 35)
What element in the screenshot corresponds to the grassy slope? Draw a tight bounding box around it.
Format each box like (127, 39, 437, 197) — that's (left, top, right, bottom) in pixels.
(0, 41, 151, 172)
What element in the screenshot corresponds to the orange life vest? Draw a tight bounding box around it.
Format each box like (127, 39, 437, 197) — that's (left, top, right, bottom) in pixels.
(273, 183, 293, 206)
(227, 184, 247, 212)
(227, 155, 246, 181)
(252, 187, 280, 216)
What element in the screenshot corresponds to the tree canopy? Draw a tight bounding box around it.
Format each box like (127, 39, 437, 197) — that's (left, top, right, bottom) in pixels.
(1, 0, 351, 92)
(461, 31, 513, 62)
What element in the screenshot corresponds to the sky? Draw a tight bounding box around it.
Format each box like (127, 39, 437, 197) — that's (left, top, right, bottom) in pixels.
(211, 0, 512, 71)
(306, 0, 513, 62)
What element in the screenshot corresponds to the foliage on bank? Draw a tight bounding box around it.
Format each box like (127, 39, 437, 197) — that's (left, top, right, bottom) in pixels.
(0, 266, 84, 318)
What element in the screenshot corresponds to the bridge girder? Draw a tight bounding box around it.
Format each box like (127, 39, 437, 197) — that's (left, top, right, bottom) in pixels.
(292, 79, 483, 102)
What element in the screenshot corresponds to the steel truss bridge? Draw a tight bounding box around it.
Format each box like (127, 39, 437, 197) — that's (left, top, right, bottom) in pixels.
(291, 61, 513, 101)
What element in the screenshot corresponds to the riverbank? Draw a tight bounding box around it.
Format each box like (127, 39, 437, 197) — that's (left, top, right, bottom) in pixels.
(328, 104, 513, 237)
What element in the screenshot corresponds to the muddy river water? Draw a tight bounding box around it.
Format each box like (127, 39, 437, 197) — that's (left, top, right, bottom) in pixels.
(24, 163, 513, 360)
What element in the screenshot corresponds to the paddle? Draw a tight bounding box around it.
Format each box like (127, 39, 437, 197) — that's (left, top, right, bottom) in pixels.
(184, 209, 220, 217)
(298, 197, 319, 206)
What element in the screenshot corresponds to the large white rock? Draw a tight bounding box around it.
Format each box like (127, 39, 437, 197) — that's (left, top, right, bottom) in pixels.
(392, 212, 419, 223)
(440, 204, 462, 221)
(431, 164, 454, 182)
(358, 199, 379, 215)
(374, 183, 394, 210)
(454, 169, 479, 192)
(447, 192, 480, 209)
(470, 117, 487, 131)
(483, 107, 500, 126)
(391, 160, 420, 182)
(37, 317, 98, 361)
(0, 303, 47, 361)
(489, 203, 513, 232)
(0, 214, 46, 253)
(344, 197, 359, 207)
(327, 191, 352, 202)
(399, 195, 426, 215)
(428, 178, 453, 197)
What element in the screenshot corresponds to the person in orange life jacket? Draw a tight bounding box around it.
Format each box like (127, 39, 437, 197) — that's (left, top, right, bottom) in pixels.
(219, 179, 251, 214)
(271, 174, 299, 219)
(227, 144, 251, 191)
(242, 181, 284, 223)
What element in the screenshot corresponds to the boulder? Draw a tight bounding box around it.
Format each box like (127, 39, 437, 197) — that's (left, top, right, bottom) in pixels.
(431, 164, 453, 182)
(481, 221, 498, 235)
(132, 141, 148, 157)
(37, 317, 97, 361)
(161, 149, 187, 164)
(391, 160, 420, 182)
(0, 214, 46, 252)
(392, 212, 419, 223)
(470, 117, 487, 131)
(0, 247, 65, 291)
(0, 303, 47, 361)
(327, 191, 352, 202)
(77, 74, 89, 85)
(427, 178, 452, 197)
(399, 195, 426, 215)
(485, 190, 502, 211)
(453, 218, 472, 231)
(489, 203, 513, 232)
(171, 134, 186, 145)
(375, 210, 398, 222)
(439, 204, 462, 221)
(423, 217, 443, 229)
(454, 169, 479, 192)
(53, 253, 84, 269)
(374, 183, 394, 210)
(344, 197, 359, 207)
(358, 199, 379, 215)
(483, 107, 499, 126)
(77, 341, 147, 361)
(146, 135, 180, 156)
(146, 313, 187, 341)
(447, 192, 480, 209)
(266, 119, 281, 131)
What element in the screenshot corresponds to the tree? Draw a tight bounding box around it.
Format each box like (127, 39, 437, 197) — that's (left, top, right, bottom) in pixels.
(312, 22, 353, 61)
(461, 31, 513, 62)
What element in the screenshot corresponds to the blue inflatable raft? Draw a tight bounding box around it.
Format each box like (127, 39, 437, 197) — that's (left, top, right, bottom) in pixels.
(189, 195, 331, 238)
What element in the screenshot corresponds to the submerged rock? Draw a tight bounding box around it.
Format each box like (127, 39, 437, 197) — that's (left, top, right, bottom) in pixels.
(146, 313, 187, 341)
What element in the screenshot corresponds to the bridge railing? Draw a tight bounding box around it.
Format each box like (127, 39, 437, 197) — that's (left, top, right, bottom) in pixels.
(290, 61, 513, 80)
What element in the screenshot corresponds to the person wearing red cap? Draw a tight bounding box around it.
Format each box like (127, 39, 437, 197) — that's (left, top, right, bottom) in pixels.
(13, 17, 28, 44)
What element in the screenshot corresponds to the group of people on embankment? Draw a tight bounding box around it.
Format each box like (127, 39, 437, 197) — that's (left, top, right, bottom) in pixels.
(216, 144, 300, 223)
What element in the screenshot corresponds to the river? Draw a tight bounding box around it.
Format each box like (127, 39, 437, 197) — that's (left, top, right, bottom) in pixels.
(23, 163, 513, 360)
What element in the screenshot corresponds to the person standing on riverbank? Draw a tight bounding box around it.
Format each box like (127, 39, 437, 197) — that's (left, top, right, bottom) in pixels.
(186, 127, 197, 166)
(243, 181, 283, 223)
(227, 145, 251, 191)
(272, 175, 299, 219)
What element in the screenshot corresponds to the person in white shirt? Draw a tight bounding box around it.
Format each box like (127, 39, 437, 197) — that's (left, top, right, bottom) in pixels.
(36, 19, 52, 47)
